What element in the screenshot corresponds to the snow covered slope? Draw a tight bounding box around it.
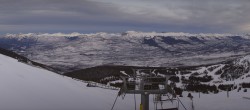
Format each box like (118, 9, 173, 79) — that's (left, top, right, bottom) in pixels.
(0, 53, 139, 110)
(0, 53, 249, 110)
(1, 31, 250, 72)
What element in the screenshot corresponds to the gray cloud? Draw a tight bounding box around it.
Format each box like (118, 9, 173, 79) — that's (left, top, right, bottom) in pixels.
(0, 0, 250, 34)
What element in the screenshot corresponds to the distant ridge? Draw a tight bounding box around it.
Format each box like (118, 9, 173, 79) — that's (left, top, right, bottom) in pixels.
(1, 31, 245, 38)
(0, 47, 59, 73)
(1, 31, 250, 72)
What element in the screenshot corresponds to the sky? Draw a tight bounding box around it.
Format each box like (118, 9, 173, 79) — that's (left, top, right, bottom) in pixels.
(0, 0, 250, 34)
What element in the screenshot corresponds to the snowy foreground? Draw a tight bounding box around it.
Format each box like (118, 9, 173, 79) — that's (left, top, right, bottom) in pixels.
(179, 91, 250, 110)
(0, 53, 249, 110)
(0, 54, 134, 110)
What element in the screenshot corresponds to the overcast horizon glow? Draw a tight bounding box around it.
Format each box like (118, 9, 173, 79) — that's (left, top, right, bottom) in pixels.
(0, 0, 250, 34)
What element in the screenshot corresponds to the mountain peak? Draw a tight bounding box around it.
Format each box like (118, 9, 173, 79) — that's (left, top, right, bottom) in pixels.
(235, 55, 250, 67)
(2, 31, 245, 38)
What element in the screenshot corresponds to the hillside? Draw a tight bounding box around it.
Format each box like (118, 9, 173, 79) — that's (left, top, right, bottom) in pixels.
(0, 53, 139, 110)
(1, 48, 250, 110)
(65, 55, 250, 94)
(0, 47, 59, 73)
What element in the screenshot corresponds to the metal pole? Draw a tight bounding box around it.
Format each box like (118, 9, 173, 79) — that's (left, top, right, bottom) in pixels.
(227, 89, 229, 98)
(141, 93, 149, 110)
(199, 91, 200, 98)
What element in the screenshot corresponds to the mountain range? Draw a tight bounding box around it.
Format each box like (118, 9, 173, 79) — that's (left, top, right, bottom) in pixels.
(1, 31, 250, 72)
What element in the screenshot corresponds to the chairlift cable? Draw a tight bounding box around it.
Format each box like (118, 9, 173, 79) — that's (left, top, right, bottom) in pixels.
(133, 74, 137, 110)
(166, 93, 174, 104)
(134, 91, 136, 110)
(111, 93, 119, 110)
(176, 96, 188, 110)
(153, 95, 156, 110)
(160, 94, 163, 109)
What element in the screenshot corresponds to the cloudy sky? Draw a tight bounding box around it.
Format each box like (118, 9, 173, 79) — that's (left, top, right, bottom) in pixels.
(0, 0, 250, 34)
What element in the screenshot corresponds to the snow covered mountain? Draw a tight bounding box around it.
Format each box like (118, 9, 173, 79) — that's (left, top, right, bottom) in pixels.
(63, 55, 250, 110)
(65, 55, 250, 89)
(1, 31, 250, 72)
(0, 47, 250, 110)
(0, 52, 143, 110)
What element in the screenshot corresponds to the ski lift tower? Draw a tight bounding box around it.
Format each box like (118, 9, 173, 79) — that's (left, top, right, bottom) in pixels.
(119, 68, 175, 110)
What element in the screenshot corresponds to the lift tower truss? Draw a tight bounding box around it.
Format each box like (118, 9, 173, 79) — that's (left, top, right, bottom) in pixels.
(119, 69, 174, 110)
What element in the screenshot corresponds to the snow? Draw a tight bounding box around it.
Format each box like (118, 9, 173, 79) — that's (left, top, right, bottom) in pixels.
(235, 55, 250, 67)
(0, 53, 250, 110)
(124, 31, 237, 39)
(120, 71, 129, 76)
(180, 90, 250, 110)
(0, 54, 136, 110)
(3, 32, 120, 38)
(156, 90, 250, 110)
(207, 64, 225, 84)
